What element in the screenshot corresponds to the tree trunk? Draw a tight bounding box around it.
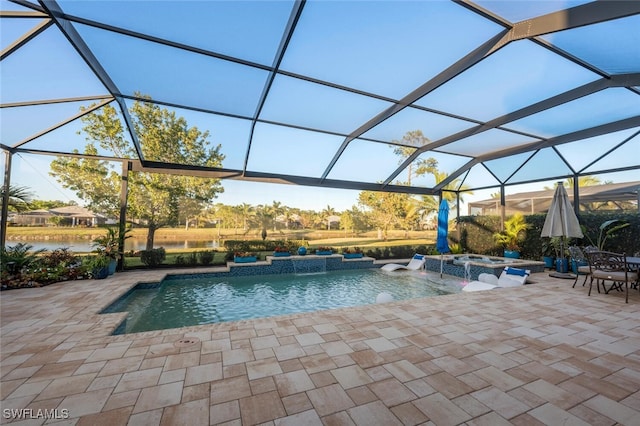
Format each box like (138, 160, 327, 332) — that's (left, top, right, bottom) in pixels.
(146, 226, 158, 251)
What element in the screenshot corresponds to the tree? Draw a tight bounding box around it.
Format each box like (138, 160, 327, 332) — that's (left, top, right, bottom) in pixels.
(358, 191, 410, 239)
(431, 170, 473, 211)
(50, 97, 225, 250)
(178, 197, 206, 230)
(254, 204, 273, 240)
(545, 175, 601, 190)
(238, 203, 255, 231)
(1, 185, 33, 212)
(270, 201, 284, 231)
(339, 211, 355, 236)
(321, 205, 337, 230)
(49, 144, 120, 216)
(29, 199, 76, 210)
(390, 130, 436, 185)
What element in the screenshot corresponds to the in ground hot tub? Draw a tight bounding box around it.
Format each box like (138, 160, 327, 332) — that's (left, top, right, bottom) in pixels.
(424, 254, 545, 281)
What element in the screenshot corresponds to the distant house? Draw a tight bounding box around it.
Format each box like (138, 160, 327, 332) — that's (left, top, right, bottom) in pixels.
(11, 206, 108, 227)
(11, 209, 53, 226)
(468, 181, 640, 215)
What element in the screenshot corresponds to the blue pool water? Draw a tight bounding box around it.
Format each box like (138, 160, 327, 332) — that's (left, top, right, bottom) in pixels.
(103, 269, 463, 334)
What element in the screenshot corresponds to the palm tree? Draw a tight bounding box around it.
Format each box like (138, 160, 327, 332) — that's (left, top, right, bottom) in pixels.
(254, 204, 273, 238)
(270, 201, 284, 231)
(544, 175, 601, 190)
(1, 185, 33, 212)
(411, 195, 439, 229)
(567, 176, 601, 188)
(238, 202, 255, 231)
(434, 170, 473, 206)
(321, 205, 337, 230)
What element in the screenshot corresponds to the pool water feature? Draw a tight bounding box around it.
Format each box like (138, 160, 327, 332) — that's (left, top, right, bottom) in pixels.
(424, 254, 545, 281)
(103, 269, 463, 335)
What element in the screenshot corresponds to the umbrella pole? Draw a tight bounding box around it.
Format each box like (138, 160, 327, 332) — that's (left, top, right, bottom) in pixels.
(549, 236, 575, 279)
(440, 254, 443, 278)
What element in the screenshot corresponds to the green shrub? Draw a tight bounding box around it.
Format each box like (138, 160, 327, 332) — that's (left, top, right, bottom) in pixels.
(140, 248, 166, 267)
(457, 212, 639, 260)
(223, 239, 307, 253)
(198, 250, 215, 265)
(1, 243, 46, 272)
(39, 247, 79, 268)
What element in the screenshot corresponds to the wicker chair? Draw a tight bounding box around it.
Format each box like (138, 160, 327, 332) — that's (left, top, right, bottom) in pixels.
(585, 251, 638, 303)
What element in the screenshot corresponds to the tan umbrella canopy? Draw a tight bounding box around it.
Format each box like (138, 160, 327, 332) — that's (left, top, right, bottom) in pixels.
(541, 183, 584, 240)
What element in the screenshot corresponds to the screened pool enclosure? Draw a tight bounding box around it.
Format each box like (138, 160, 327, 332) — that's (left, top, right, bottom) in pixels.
(1, 0, 639, 247)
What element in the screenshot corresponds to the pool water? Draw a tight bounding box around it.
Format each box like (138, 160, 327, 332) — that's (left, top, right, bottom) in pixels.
(104, 269, 463, 334)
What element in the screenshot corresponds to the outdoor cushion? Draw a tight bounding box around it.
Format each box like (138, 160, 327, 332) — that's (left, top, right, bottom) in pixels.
(591, 270, 638, 281)
(505, 267, 527, 277)
(381, 254, 427, 272)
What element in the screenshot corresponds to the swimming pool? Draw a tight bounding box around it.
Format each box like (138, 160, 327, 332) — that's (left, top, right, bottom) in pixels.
(103, 269, 463, 334)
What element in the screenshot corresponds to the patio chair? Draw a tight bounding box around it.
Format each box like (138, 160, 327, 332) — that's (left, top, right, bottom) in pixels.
(463, 267, 530, 292)
(585, 251, 638, 304)
(381, 254, 426, 272)
(569, 245, 597, 288)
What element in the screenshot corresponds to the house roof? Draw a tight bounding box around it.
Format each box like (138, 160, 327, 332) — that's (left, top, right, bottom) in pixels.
(468, 181, 640, 214)
(49, 206, 97, 217)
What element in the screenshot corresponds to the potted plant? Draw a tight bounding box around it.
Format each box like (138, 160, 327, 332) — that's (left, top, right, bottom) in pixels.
(342, 247, 363, 259)
(541, 238, 556, 269)
(93, 228, 120, 275)
(234, 251, 257, 263)
(86, 254, 110, 279)
(315, 246, 333, 255)
(493, 213, 529, 259)
(551, 237, 570, 273)
(273, 246, 291, 257)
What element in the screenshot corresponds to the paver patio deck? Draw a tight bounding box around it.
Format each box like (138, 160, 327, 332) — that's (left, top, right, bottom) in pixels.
(1, 268, 639, 425)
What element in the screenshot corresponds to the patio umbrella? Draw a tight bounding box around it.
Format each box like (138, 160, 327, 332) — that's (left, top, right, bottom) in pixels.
(541, 182, 583, 278)
(436, 198, 450, 277)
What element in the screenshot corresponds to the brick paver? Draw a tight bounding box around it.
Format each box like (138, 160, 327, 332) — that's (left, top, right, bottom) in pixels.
(1, 268, 639, 425)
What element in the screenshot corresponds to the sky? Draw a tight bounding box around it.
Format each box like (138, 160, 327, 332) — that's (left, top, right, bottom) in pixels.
(5, 151, 363, 211)
(1, 1, 639, 213)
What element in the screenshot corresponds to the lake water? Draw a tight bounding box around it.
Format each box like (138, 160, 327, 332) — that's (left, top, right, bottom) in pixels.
(6, 239, 221, 253)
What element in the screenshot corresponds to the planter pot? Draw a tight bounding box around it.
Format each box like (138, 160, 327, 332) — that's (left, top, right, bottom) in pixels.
(273, 252, 290, 257)
(316, 250, 332, 256)
(108, 259, 117, 275)
(297, 247, 307, 256)
(504, 250, 520, 259)
(343, 253, 363, 259)
(556, 258, 569, 273)
(571, 260, 588, 274)
(234, 256, 257, 263)
(543, 256, 555, 269)
(92, 266, 109, 280)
